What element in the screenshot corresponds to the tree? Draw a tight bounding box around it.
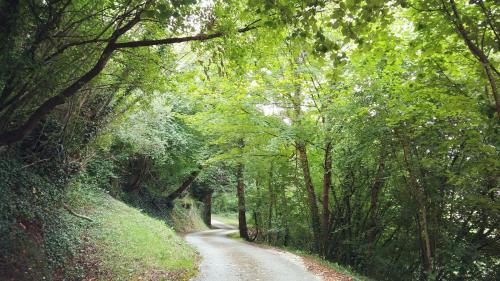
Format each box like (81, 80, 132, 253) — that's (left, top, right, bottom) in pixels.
(236, 160, 249, 240)
(0, 0, 260, 146)
(404, 0, 499, 117)
(2, 1, 498, 280)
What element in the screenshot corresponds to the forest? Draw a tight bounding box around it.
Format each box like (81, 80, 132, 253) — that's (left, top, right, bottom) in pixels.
(0, 0, 498, 281)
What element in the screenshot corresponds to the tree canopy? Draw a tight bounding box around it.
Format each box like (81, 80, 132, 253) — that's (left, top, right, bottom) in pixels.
(0, 0, 498, 280)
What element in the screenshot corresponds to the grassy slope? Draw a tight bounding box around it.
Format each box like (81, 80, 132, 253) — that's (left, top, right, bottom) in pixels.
(213, 212, 372, 281)
(65, 186, 198, 280)
(169, 199, 208, 234)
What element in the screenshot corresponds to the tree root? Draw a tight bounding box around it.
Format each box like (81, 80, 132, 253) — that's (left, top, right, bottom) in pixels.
(63, 203, 93, 222)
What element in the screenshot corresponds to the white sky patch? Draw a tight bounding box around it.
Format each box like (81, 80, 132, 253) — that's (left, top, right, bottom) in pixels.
(258, 104, 284, 116)
(302, 95, 314, 112)
(316, 75, 328, 85)
(257, 104, 292, 126)
(185, 0, 214, 33)
(390, 13, 416, 40)
(341, 43, 354, 53)
(261, 68, 273, 75)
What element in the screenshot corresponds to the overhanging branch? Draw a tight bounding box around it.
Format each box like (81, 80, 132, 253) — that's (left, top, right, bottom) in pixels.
(113, 21, 260, 49)
(0, 18, 260, 146)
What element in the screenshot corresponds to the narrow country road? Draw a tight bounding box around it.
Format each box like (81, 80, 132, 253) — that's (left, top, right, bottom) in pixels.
(185, 219, 321, 281)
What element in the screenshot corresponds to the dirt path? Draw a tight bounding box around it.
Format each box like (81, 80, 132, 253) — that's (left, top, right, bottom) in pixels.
(185, 219, 321, 281)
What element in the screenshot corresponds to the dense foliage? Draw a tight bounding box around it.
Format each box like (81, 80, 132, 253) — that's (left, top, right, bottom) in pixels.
(0, 0, 498, 280)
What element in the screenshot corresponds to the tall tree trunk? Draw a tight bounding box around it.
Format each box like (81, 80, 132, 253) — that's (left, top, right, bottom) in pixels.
(267, 162, 275, 242)
(366, 146, 386, 273)
(253, 177, 262, 241)
(202, 192, 212, 227)
(343, 179, 353, 264)
(297, 142, 321, 251)
(290, 75, 321, 251)
(367, 144, 385, 243)
(236, 162, 249, 240)
(320, 140, 333, 256)
(401, 139, 433, 278)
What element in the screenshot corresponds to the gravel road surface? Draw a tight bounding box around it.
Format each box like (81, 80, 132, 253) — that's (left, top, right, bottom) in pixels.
(185, 219, 321, 281)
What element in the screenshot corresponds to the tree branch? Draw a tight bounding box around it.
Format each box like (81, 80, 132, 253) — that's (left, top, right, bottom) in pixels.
(113, 23, 259, 49)
(0, 17, 259, 146)
(63, 203, 93, 222)
(166, 169, 201, 203)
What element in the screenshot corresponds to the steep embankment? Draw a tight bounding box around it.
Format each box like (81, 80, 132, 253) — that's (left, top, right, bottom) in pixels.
(63, 186, 199, 280)
(0, 153, 199, 281)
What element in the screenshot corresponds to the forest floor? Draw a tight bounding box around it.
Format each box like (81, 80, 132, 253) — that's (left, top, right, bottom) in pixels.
(185, 219, 357, 281)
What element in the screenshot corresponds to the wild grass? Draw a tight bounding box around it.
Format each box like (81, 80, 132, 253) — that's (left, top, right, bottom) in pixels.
(65, 186, 198, 280)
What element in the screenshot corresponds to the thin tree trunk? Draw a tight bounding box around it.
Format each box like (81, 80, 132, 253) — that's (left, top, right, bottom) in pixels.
(267, 162, 275, 242)
(290, 77, 321, 252)
(320, 140, 332, 256)
(484, 65, 500, 116)
(297, 142, 321, 251)
(253, 177, 262, 241)
(367, 149, 386, 240)
(236, 162, 249, 240)
(366, 146, 386, 273)
(401, 139, 433, 277)
(343, 180, 353, 264)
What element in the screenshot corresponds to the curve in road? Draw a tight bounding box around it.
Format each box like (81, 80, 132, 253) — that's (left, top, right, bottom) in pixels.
(185, 219, 321, 281)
